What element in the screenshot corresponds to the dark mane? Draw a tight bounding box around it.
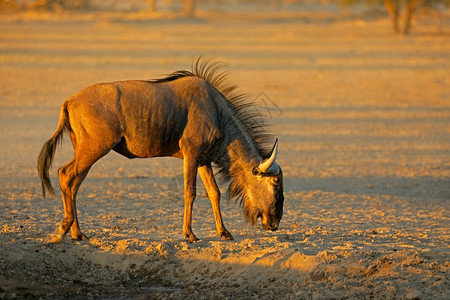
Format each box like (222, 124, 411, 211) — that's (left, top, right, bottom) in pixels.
(150, 57, 273, 202)
(148, 70, 195, 84)
(150, 57, 271, 155)
(194, 57, 272, 155)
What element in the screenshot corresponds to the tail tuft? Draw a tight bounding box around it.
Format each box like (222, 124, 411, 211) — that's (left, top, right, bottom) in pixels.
(37, 102, 68, 198)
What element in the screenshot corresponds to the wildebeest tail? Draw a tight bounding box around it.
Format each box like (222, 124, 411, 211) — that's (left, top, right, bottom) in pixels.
(37, 101, 70, 198)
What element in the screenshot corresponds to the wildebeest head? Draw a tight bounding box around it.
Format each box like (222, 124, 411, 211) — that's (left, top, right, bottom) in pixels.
(243, 139, 284, 231)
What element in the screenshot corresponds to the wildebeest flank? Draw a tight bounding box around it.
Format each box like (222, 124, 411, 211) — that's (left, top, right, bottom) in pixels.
(38, 58, 284, 243)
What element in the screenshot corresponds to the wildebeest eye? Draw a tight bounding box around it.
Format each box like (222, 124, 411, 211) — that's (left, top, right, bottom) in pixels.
(252, 166, 261, 175)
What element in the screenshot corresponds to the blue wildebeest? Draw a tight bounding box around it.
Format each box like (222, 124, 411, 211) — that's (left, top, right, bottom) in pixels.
(38, 58, 284, 243)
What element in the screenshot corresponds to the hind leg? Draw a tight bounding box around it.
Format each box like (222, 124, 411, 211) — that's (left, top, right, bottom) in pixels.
(67, 165, 91, 240)
(48, 158, 74, 243)
(51, 158, 75, 242)
(48, 157, 90, 242)
(47, 94, 123, 242)
(49, 149, 108, 243)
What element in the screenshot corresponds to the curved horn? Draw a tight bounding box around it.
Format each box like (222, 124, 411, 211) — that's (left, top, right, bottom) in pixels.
(259, 139, 279, 174)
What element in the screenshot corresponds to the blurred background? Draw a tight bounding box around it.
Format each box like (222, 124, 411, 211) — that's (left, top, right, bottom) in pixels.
(1, 0, 449, 35)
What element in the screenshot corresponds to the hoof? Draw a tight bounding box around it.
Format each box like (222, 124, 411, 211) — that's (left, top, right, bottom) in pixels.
(219, 231, 234, 240)
(46, 233, 64, 243)
(71, 233, 89, 241)
(184, 233, 199, 243)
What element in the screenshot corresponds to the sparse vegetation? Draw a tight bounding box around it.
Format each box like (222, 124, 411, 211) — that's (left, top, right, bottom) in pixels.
(0, 0, 91, 12)
(2, 0, 448, 26)
(341, 0, 450, 34)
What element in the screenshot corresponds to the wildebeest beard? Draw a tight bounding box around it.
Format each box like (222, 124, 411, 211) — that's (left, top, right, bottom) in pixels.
(243, 197, 260, 226)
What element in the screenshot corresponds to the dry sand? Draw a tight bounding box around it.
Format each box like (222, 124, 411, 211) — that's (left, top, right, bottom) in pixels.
(0, 6, 449, 299)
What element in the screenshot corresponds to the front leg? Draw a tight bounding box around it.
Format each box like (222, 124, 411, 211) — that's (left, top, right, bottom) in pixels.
(183, 156, 199, 243)
(198, 164, 233, 240)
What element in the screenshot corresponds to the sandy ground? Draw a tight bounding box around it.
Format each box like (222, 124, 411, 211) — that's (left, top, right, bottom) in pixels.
(0, 5, 449, 299)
